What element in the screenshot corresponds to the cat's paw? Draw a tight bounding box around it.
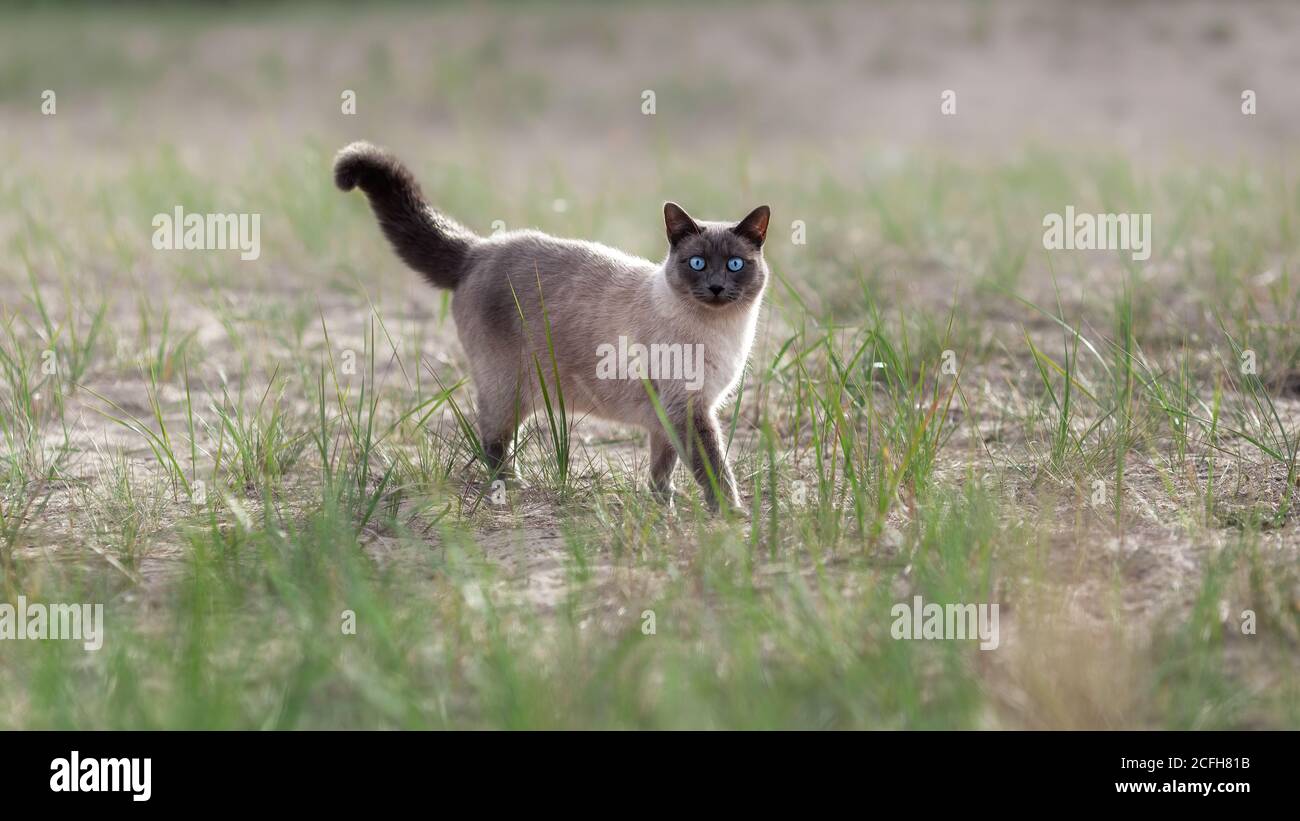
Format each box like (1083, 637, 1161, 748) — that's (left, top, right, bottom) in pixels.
(651, 481, 676, 505)
(723, 498, 750, 519)
(704, 492, 748, 518)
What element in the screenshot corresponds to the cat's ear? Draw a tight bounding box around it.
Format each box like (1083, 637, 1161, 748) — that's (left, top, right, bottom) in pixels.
(733, 205, 770, 248)
(664, 202, 702, 245)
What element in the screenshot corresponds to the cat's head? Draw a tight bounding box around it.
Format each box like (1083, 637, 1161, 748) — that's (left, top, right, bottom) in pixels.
(662, 203, 770, 310)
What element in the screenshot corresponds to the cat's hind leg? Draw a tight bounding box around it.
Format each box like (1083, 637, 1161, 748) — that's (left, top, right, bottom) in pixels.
(472, 368, 528, 482)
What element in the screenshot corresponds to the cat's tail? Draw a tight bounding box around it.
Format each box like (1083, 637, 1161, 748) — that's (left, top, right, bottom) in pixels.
(334, 141, 477, 289)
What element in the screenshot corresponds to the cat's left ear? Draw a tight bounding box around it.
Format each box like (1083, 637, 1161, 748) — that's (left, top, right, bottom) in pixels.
(664, 202, 702, 245)
(733, 205, 770, 248)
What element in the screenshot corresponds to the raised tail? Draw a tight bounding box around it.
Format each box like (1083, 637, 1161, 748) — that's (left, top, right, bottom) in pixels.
(334, 141, 476, 289)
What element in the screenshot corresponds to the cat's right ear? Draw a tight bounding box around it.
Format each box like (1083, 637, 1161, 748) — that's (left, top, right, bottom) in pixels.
(664, 202, 702, 245)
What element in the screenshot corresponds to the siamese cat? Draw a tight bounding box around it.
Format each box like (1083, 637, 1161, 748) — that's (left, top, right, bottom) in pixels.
(334, 141, 768, 511)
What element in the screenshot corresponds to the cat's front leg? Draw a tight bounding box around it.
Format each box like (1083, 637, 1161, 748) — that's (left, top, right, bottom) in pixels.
(674, 406, 742, 513)
(649, 430, 678, 504)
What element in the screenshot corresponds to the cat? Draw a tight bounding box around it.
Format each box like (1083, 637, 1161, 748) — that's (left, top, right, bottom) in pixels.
(334, 141, 769, 511)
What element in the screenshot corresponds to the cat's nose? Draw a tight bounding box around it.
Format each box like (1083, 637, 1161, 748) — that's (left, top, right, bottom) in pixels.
(708, 285, 724, 297)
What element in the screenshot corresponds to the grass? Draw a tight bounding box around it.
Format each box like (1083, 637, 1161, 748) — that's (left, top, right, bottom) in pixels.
(1, 2, 1299, 729)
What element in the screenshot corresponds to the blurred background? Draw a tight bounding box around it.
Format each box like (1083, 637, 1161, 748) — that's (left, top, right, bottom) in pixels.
(7, 1, 1298, 159)
(4, 1, 1297, 317)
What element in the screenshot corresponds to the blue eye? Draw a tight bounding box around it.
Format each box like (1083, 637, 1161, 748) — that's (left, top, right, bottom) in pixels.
(689, 256, 706, 271)
(727, 257, 744, 272)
